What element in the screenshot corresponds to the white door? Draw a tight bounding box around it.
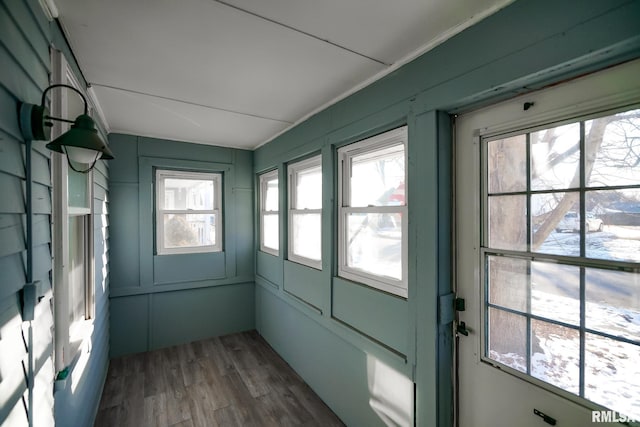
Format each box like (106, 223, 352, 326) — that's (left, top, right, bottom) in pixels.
(456, 59, 640, 427)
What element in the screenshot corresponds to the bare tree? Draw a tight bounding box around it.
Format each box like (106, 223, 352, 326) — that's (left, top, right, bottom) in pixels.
(532, 117, 615, 248)
(485, 111, 640, 358)
(487, 135, 528, 356)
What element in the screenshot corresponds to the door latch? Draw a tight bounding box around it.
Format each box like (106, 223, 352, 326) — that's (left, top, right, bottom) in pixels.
(455, 297, 468, 335)
(456, 321, 469, 336)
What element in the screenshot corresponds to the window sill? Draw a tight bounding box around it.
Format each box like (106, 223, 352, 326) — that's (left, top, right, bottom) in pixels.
(157, 248, 223, 256)
(337, 269, 407, 299)
(259, 248, 279, 257)
(67, 319, 94, 364)
(287, 254, 322, 270)
(55, 319, 94, 395)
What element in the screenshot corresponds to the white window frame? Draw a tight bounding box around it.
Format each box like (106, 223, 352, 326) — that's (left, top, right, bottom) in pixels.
(288, 155, 322, 269)
(51, 49, 95, 372)
(155, 169, 223, 255)
(259, 169, 279, 256)
(337, 126, 408, 297)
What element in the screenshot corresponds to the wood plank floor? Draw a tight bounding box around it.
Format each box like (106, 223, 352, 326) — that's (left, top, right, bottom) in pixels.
(95, 330, 345, 427)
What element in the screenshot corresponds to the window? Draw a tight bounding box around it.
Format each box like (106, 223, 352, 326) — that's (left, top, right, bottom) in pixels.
(259, 169, 279, 255)
(482, 107, 640, 418)
(67, 174, 93, 344)
(288, 156, 322, 269)
(338, 126, 408, 297)
(51, 49, 95, 372)
(156, 170, 222, 254)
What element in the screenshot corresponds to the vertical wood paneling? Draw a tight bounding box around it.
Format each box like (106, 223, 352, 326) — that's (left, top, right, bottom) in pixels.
(108, 135, 255, 357)
(253, 1, 640, 426)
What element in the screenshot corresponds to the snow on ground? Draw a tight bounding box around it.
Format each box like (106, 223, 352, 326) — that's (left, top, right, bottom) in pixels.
(490, 286, 640, 420)
(540, 225, 640, 263)
(520, 224, 640, 418)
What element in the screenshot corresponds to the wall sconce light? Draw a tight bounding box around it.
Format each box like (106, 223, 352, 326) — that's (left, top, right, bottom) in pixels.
(19, 84, 114, 173)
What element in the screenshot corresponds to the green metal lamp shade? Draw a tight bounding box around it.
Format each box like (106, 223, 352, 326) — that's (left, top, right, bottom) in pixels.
(19, 84, 114, 173)
(46, 114, 114, 160)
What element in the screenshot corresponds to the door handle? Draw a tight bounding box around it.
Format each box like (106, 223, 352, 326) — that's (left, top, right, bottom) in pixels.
(534, 409, 557, 425)
(456, 321, 469, 336)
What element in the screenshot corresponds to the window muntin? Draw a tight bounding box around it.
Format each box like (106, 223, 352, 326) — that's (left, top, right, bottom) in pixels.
(338, 126, 408, 297)
(156, 170, 222, 254)
(288, 156, 322, 269)
(482, 107, 640, 419)
(259, 169, 279, 255)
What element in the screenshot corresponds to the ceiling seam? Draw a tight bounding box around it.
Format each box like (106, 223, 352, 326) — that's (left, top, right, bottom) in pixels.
(211, 0, 391, 67)
(252, 0, 519, 150)
(108, 127, 259, 149)
(89, 83, 294, 124)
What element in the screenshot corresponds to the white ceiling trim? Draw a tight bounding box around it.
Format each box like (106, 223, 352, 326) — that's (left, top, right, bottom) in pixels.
(86, 85, 111, 134)
(253, 0, 516, 149)
(38, 0, 58, 20)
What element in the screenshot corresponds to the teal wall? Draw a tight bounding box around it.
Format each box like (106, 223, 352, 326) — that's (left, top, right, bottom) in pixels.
(0, 2, 53, 424)
(253, 0, 640, 426)
(108, 134, 256, 357)
(3, 0, 640, 426)
(0, 1, 110, 426)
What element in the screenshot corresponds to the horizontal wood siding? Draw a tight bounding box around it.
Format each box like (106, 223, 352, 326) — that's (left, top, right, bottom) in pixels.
(0, 299, 29, 426)
(0, 0, 54, 425)
(1, 1, 111, 426)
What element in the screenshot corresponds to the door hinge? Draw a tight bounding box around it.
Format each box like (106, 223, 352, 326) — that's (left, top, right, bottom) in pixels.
(439, 293, 455, 325)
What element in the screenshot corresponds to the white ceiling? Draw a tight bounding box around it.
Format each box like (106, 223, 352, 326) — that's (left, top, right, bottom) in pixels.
(55, 0, 514, 150)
